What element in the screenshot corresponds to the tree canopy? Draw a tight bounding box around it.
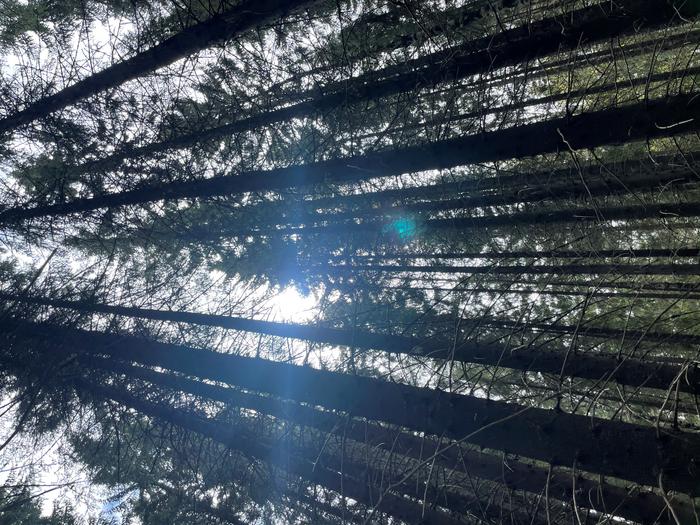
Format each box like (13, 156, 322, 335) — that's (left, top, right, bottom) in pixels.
(0, 0, 698, 523)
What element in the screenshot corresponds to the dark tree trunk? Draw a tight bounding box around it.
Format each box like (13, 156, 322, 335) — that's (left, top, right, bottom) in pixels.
(328, 262, 700, 277)
(335, 248, 700, 261)
(263, 199, 700, 232)
(355, 65, 700, 142)
(71, 0, 686, 169)
(75, 379, 467, 525)
(187, 153, 700, 232)
(0, 0, 319, 134)
(304, 153, 698, 212)
(207, 166, 700, 230)
(79, 355, 693, 525)
(4, 320, 698, 493)
(475, 318, 700, 347)
(3, 297, 696, 394)
(447, 277, 700, 294)
(1, 94, 697, 224)
(337, 283, 700, 301)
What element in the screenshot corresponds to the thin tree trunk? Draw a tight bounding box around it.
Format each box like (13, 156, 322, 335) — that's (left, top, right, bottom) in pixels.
(231, 200, 700, 241)
(195, 152, 700, 232)
(272, 23, 700, 113)
(301, 153, 698, 212)
(355, 64, 700, 142)
(335, 248, 700, 261)
(475, 318, 700, 347)
(267, 199, 700, 233)
(335, 283, 700, 301)
(89, 158, 700, 243)
(328, 262, 700, 277)
(443, 276, 700, 294)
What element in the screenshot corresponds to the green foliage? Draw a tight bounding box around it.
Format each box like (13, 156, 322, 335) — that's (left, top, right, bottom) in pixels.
(0, 485, 78, 525)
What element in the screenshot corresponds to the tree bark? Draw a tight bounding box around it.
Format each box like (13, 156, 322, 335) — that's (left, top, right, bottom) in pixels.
(3, 297, 696, 394)
(78, 355, 694, 525)
(0, 0, 319, 134)
(1, 94, 697, 224)
(4, 320, 698, 493)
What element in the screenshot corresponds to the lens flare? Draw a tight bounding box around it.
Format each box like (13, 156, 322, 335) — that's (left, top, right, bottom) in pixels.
(384, 216, 418, 240)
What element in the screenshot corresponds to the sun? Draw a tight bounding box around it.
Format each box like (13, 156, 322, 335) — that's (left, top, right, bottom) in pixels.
(267, 285, 319, 322)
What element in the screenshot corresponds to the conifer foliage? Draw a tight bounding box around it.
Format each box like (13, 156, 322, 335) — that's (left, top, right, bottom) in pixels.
(0, 0, 698, 523)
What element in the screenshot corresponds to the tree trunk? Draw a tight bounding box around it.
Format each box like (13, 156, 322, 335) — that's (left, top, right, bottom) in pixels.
(75, 378, 467, 525)
(0, 0, 319, 134)
(3, 297, 696, 394)
(475, 318, 700, 347)
(72, 0, 686, 169)
(303, 153, 698, 213)
(336, 248, 700, 261)
(443, 276, 700, 294)
(336, 283, 700, 302)
(5, 320, 698, 493)
(78, 355, 693, 525)
(1, 94, 697, 224)
(182, 152, 699, 232)
(355, 64, 700, 142)
(329, 262, 700, 277)
(257, 200, 700, 233)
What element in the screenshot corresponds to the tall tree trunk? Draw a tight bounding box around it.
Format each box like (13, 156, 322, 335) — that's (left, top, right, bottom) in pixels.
(5, 320, 698, 493)
(78, 355, 693, 525)
(442, 276, 700, 294)
(475, 318, 700, 347)
(96, 157, 700, 242)
(355, 64, 700, 142)
(1, 94, 696, 224)
(3, 297, 696, 394)
(339, 283, 700, 301)
(186, 153, 699, 232)
(328, 262, 700, 277)
(335, 248, 700, 261)
(301, 153, 698, 212)
(75, 378, 467, 525)
(208, 167, 700, 230)
(272, 23, 700, 116)
(245, 199, 700, 233)
(0, 0, 319, 134)
(70, 0, 686, 170)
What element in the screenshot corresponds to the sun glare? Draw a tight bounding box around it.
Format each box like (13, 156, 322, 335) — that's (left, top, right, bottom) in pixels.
(268, 286, 319, 322)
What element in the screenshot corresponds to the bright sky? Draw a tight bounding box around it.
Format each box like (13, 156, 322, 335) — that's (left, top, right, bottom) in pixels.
(267, 285, 319, 322)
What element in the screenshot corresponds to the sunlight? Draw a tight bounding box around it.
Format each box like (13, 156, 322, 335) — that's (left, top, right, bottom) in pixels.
(267, 285, 319, 323)
(0, 0, 695, 521)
